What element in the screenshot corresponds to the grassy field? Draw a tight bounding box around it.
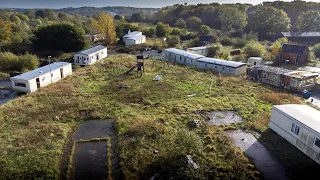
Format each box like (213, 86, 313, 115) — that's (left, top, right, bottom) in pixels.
(0, 55, 303, 179)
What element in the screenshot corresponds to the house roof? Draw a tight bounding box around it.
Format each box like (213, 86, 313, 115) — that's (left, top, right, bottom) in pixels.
(164, 48, 204, 59)
(198, 57, 247, 68)
(251, 65, 292, 74)
(76, 45, 107, 56)
(298, 66, 320, 74)
(281, 32, 320, 37)
(123, 31, 143, 38)
(273, 104, 320, 134)
(188, 46, 208, 51)
(281, 44, 309, 55)
(200, 35, 215, 42)
(127, 34, 146, 40)
(10, 62, 71, 81)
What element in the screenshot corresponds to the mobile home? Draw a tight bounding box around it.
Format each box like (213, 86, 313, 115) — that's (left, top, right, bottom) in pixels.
(269, 104, 320, 165)
(74, 45, 107, 66)
(197, 57, 247, 76)
(164, 48, 204, 67)
(10, 62, 72, 93)
(122, 31, 146, 46)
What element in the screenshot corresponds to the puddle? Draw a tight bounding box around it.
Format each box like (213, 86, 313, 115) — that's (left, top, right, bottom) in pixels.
(74, 141, 107, 180)
(207, 111, 242, 126)
(227, 130, 289, 180)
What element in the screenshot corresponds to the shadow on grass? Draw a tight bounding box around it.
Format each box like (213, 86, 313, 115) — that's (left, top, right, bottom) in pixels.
(258, 129, 320, 180)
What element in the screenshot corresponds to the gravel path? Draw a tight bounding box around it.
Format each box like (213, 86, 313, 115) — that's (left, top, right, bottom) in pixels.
(227, 130, 289, 180)
(207, 111, 242, 126)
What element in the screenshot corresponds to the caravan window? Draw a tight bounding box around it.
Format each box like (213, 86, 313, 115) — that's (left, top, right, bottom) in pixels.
(315, 138, 320, 148)
(291, 123, 300, 135)
(15, 82, 26, 87)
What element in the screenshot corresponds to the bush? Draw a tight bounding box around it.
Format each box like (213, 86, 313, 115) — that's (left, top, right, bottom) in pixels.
(0, 52, 39, 72)
(219, 37, 235, 46)
(186, 38, 202, 47)
(233, 38, 248, 48)
(167, 36, 180, 47)
(170, 28, 181, 36)
(243, 41, 267, 57)
(232, 54, 247, 62)
(208, 44, 222, 57)
(312, 43, 320, 58)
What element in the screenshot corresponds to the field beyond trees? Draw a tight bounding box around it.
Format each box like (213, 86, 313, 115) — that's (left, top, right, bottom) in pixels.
(0, 55, 303, 179)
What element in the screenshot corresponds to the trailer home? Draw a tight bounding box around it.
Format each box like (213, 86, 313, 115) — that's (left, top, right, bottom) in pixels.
(197, 57, 247, 76)
(269, 104, 320, 165)
(10, 62, 72, 93)
(122, 31, 146, 46)
(74, 45, 107, 66)
(164, 48, 204, 67)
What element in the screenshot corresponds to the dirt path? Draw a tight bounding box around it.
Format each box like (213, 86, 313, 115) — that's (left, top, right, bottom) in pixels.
(227, 130, 289, 180)
(71, 120, 121, 180)
(0, 80, 17, 106)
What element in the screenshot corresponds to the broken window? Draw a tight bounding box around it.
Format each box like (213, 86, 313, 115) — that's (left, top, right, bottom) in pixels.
(291, 123, 300, 135)
(315, 138, 320, 148)
(14, 82, 26, 87)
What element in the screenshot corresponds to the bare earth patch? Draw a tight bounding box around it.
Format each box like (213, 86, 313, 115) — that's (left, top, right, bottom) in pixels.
(207, 111, 242, 126)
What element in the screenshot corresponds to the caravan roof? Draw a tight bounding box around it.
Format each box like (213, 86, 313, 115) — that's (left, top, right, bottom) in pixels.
(188, 46, 208, 51)
(165, 48, 204, 59)
(198, 57, 246, 68)
(77, 45, 106, 56)
(11, 62, 70, 81)
(273, 104, 320, 134)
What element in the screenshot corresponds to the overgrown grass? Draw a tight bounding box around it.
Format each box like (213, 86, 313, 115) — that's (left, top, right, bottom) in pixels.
(0, 54, 305, 179)
(0, 72, 10, 80)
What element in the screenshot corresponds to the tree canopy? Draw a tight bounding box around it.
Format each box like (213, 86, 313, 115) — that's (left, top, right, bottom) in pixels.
(91, 12, 116, 45)
(247, 6, 291, 36)
(0, 17, 12, 43)
(33, 23, 86, 52)
(295, 10, 320, 32)
(186, 16, 202, 30)
(156, 22, 172, 37)
(218, 6, 247, 31)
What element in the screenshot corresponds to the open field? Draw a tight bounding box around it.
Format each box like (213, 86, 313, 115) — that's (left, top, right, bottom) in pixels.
(0, 55, 304, 179)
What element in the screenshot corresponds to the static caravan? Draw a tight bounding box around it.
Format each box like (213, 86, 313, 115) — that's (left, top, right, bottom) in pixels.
(74, 45, 107, 66)
(269, 104, 320, 165)
(122, 31, 146, 46)
(164, 48, 204, 67)
(197, 57, 247, 76)
(247, 57, 263, 66)
(187, 46, 209, 56)
(10, 62, 72, 93)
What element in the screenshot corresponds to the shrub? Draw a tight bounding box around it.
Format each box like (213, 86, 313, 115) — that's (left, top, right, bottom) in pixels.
(312, 43, 320, 58)
(233, 38, 248, 48)
(243, 41, 267, 57)
(232, 54, 247, 62)
(219, 37, 234, 46)
(167, 36, 180, 47)
(0, 52, 39, 72)
(208, 44, 222, 57)
(170, 28, 181, 36)
(186, 38, 202, 47)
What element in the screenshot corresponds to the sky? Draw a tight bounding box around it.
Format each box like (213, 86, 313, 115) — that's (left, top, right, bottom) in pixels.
(0, 0, 299, 9)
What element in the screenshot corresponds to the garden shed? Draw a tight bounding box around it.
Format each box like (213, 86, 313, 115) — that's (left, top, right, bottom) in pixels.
(196, 57, 247, 76)
(74, 45, 107, 66)
(164, 48, 204, 67)
(269, 104, 320, 165)
(10, 62, 72, 93)
(280, 44, 309, 65)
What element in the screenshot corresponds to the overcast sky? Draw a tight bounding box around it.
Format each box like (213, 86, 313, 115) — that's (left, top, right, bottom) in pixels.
(0, 0, 307, 9)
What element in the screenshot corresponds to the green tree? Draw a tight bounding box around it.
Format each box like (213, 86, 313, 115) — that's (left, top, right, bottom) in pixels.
(33, 23, 86, 52)
(91, 12, 117, 45)
(186, 16, 202, 30)
(198, 25, 212, 35)
(247, 6, 291, 36)
(244, 41, 267, 57)
(175, 18, 186, 28)
(10, 15, 21, 24)
(0, 17, 12, 43)
(58, 13, 68, 21)
(130, 10, 145, 22)
(25, 10, 36, 20)
(167, 36, 180, 47)
(44, 9, 57, 21)
(270, 37, 288, 59)
(35, 10, 45, 19)
(295, 10, 320, 31)
(114, 15, 125, 21)
(156, 22, 172, 37)
(218, 6, 247, 31)
(17, 14, 29, 22)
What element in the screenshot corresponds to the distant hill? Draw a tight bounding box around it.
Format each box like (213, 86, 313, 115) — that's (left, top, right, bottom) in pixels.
(6, 6, 160, 16)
